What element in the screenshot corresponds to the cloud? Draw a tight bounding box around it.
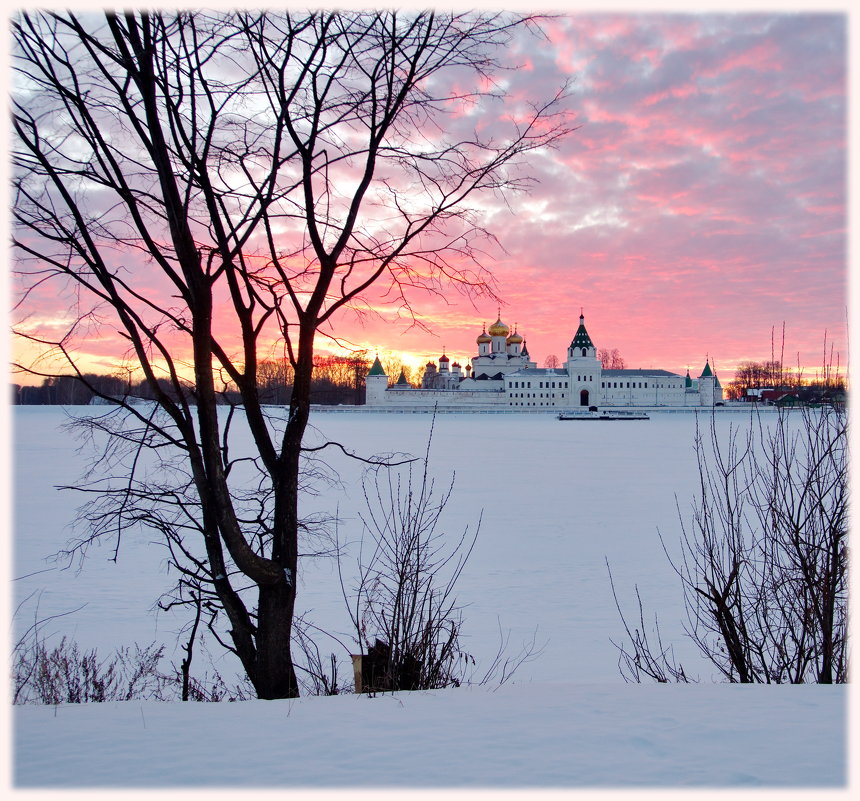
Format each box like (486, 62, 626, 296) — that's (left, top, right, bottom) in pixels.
(13, 12, 847, 385)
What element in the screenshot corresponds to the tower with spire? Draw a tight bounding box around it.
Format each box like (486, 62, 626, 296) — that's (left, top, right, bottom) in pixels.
(365, 310, 723, 409)
(565, 312, 601, 407)
(697, 358, 722, 406)
(365, 355, 389, 405)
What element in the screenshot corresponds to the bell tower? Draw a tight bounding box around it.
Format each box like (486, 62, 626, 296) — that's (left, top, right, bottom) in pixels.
(567, 311, 597, 360)
(566, 312, 602, 407)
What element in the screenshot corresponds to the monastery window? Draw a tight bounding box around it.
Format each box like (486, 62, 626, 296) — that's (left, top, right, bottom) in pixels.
(645, 383, 648, 388)
(582, 348, 587, 357)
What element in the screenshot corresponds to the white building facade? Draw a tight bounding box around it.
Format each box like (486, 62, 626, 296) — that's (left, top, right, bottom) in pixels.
(365, 313, 722, 409)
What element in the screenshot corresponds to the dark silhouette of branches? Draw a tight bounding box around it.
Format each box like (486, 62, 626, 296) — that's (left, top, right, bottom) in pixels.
(339, 417, 480, 692)
(612, 405, 847, 684)
(12, 10, 573, 698)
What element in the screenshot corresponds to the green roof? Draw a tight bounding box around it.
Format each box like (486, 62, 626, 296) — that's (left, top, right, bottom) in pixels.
(700, 360, 713, 377)
(367, 356, 386, 376)
(685, 370, 693, 388)
(569, 315, 595, 351)
(396, 369, 409, 385)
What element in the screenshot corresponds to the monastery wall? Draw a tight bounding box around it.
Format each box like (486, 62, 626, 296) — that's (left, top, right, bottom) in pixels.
(364, 312, 723, 409)
(380, 388, 507, 405)
(600, 383, 686, 407)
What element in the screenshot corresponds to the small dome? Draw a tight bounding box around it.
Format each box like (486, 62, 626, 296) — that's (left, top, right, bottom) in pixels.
(487, 316, 510, 337)
(476, 329, 492, 344)
(439, 353, 449, 363)
(506, 330, 523, 345)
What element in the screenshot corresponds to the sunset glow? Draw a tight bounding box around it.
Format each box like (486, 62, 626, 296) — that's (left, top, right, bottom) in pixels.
(11, 12, 848, 387)
(346, 13, 848, 383)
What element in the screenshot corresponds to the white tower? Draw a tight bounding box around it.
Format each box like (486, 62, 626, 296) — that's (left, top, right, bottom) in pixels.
(698, 359, 718, 406)
(365, 355, 389, 405)
(566, 312, 602, 407)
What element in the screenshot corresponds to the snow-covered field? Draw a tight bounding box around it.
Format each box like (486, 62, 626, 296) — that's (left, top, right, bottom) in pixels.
(6, 406, 849, 794)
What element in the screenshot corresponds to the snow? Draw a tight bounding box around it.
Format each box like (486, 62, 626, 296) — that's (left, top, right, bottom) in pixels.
(13, 684, 845, 788)
(6, 406, 851, 793)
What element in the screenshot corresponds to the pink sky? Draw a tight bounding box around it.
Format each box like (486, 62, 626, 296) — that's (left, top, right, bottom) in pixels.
(337, 13, 847, 383)
(12, 12, 848, 386)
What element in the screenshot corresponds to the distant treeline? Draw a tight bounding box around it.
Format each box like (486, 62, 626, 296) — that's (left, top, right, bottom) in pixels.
(723, 359, 846, 402)
(12, 355, 375, 407)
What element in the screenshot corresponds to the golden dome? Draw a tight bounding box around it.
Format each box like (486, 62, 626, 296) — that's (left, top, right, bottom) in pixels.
(507, 329, 523, 345)
(487, 316, 510, 337)
(476, 327, 491, 344)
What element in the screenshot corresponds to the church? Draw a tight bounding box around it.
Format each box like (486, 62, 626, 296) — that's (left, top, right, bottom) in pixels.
(365, 313, 722, 409)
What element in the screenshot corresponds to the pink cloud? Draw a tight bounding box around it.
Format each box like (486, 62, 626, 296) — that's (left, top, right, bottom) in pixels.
(13, 13, 847, 388)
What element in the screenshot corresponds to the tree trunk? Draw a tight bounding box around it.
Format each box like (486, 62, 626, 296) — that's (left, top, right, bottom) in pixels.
(255, 581, 299, 698)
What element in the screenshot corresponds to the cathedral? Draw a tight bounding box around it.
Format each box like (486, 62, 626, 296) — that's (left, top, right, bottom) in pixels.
(365, 313, 722, 409)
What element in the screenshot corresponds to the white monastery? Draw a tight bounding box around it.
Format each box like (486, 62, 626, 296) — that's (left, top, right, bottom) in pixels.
(365, 313, 723, 409)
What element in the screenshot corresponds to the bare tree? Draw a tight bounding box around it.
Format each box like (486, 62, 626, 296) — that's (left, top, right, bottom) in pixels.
(543, 354, 560, 368)
(312, 352, 370, 404)
(598, 348, 626, 370)
(725, 359, 797, 400)
(257, 358, 293, 405)
(382, 356, 417, 387)
(612, 405, 848, 684)
(12, 10, 571, 698)
(340, 419, 480, 692)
